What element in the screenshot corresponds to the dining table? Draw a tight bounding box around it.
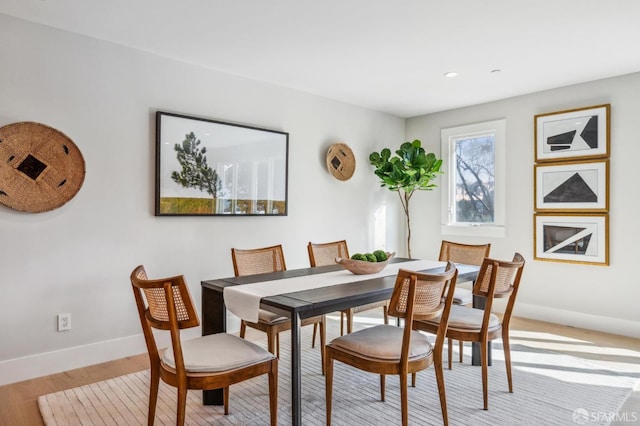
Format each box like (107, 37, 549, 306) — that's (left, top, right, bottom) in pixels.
(200, 257, 480, 426)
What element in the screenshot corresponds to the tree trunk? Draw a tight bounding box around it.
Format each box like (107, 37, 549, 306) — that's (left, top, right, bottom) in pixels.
(406, 207, 412, 259)
(399, 191, 412, 259)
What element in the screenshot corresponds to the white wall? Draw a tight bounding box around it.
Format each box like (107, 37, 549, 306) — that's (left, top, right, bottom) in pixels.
(406, 73, 640, 338)
(0, 15, 405, 385)
(2, 13, 639, 387)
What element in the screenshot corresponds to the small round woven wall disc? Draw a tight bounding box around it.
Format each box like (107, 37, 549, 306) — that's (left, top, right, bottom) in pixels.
(0, 122, 85, 213)
(326, 143, 355, 181)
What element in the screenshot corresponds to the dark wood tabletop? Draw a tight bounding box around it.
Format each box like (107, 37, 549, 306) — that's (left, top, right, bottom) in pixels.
(201, 258, 480, 426)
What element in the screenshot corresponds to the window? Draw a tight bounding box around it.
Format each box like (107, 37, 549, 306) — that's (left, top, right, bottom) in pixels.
(440, 119, 506, 237)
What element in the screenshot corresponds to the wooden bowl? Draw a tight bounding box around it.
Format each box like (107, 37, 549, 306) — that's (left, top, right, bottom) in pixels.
(335, 252, 395, 275)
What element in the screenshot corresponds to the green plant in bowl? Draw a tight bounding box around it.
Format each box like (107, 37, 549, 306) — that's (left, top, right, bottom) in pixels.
(339, 251, 395, 275)
(372, 250, 388, 262)
(364, 253, 377, 262)
(350, 253, 367, 261)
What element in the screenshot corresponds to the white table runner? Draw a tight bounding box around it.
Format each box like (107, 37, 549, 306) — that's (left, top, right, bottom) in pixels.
(223, 259, 446, 322)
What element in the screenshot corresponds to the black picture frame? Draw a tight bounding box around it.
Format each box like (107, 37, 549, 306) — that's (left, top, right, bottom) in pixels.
(155, 111, 289, 216)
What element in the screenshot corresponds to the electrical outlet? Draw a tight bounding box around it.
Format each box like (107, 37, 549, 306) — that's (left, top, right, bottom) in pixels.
(58, 313, 71, 331)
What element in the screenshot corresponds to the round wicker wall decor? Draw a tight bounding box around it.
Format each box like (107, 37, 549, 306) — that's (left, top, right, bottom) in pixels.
(0, 122, 85, 213)
(326, 143, 355, 181)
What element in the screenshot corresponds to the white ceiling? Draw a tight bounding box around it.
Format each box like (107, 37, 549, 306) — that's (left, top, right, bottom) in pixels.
(2, 0, 640, 118)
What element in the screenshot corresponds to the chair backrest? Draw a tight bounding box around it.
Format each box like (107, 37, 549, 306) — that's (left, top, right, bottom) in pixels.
(473, 253, 525, 327)
(130, 265, 200, 368)
(388, 263, 458, 322)
(231, 244, 287, 277)
(307, 240, 349, 267)
(439, 240, 491, 266)
(388, 263, 458, 361)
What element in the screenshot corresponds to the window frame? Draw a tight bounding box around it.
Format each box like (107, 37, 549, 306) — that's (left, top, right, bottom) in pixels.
(440, 118, 506, 238)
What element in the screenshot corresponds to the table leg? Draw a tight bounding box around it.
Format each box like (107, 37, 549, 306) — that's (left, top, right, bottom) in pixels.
(471, 294, 492, 366)
(291, 312, 302, 426)
(202, 286, 226, 405)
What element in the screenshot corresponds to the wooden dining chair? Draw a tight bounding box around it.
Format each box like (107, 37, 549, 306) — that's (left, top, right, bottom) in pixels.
(413, 253, 525, 410)
(232, 244, 326, 374)
(307, 240, 389, 342)
(439, 240, 491, 363)
(130, 265, 278, 425)
(325, 264, 458, 426)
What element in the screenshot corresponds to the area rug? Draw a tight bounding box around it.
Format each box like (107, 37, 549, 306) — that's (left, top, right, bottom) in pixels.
(38, 324, 638, 425)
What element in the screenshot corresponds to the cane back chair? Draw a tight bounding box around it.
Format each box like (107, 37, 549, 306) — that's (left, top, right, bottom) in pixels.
(439, 240, 491, 362)
(130, 265, 278, 425)
(414, 253, 525, 410)
(307, 240, 389, 341)
(325, 264, 458, 426)
(232, 244, 326, 374)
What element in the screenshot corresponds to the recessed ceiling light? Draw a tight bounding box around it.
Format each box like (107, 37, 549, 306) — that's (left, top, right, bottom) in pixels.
(444, 72, 458, 78)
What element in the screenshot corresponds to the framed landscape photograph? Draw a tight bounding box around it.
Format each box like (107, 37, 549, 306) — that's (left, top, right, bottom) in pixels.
(534, 213, 608, 265)
(534, 159, 609, 212)
(155, 111, 289, 216)
(534, 104, 610, 162)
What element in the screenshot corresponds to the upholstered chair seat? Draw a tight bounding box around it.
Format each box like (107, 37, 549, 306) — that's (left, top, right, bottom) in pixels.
(350, 300, 390, 315)
(257, 309, 289, 324)
(422, 305, 501, 332)
(328, 324, 432, 361)
(162, 333, 275, 373)
(450, 287, 473, 305)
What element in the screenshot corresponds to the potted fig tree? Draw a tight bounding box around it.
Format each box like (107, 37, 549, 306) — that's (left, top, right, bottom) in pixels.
(369, 140, 443, 259)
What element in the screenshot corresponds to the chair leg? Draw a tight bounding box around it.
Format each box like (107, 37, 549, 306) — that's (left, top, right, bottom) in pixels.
(400, 372, 409, 426)
(267, 330, 277, 356)
(148, 363, 160, 426)
(340, 311, 345, 336)
(459, 340, 464, 363)
(411, 372, 416, 387)
(223, 386, 229, 415)
(325, 354, 334, 426)
(176, 385, 188, 425)
(320, 317, 326, 375)
(240, 320, 246, 338)
(379, 375, 386, 401)
(481, 339, 489, 410)
(268, 361, 278, 426)
(347, 310, 354, 334)
(447, 338, 453, 370)
(312, 323, 318, 348)
(503, 330, 513, 393)
(383, 305, 389, 325)
(276, 333, 280, 358)
(434, 351, 449, 426)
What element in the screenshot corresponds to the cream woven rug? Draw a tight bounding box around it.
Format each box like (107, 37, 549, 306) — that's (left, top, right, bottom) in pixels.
(38, 322, 638, 425)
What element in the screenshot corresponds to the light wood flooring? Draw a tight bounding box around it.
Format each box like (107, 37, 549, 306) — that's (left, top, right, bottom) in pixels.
(1, 316, 638, 426)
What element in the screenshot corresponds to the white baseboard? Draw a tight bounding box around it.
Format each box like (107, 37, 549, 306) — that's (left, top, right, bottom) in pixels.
(0, 328, 200, 387)
(510, 302, 640, 339)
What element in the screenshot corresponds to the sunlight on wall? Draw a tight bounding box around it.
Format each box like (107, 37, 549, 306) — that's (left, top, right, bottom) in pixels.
(374, 204, 387, 250)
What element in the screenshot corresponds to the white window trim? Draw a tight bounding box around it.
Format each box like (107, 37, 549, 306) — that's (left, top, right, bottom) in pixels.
(440, 118, 506, 238)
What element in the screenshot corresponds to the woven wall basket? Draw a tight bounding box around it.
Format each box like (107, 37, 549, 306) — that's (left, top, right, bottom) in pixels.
(0, 122, 85, 213)
(326, 142, 355, 181)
